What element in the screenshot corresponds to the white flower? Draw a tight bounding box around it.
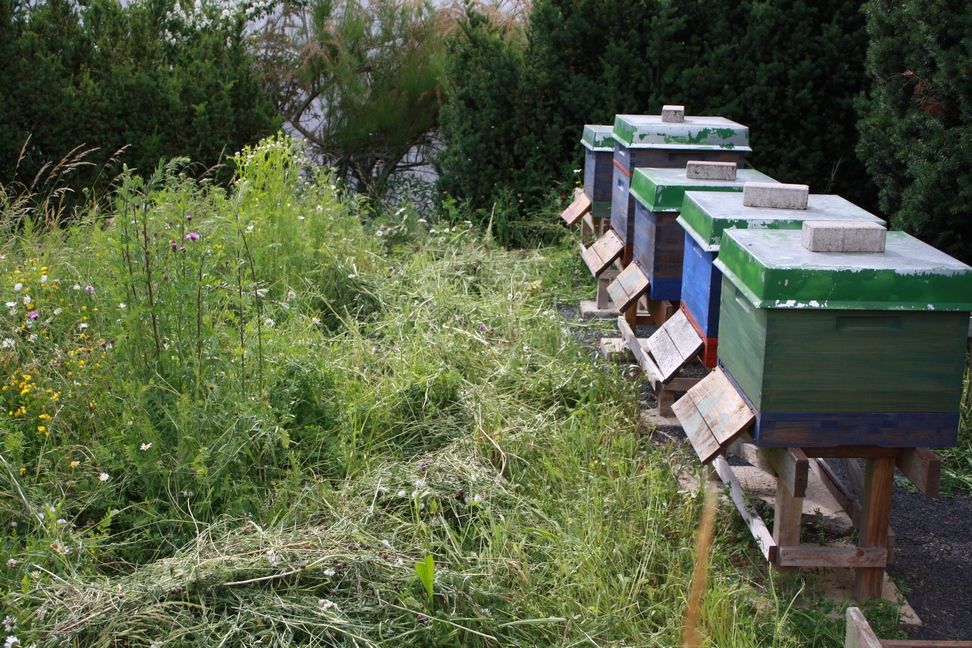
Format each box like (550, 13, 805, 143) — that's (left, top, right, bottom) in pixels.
(323, 569, 335, 577)
(39, 275, 47, 284)
(149, 641, 162, 648)
(73, 285, 81, 290)
(311, 317, 321, 325)
(13, 283, 22, 292)
(347, 274, 357, 279)
(1, 339, 14, 349)
(98, 472, 110, 482)
(266, 549, 280, 566)
(78, 323, 88, 330)
(50, 541, 69, 556)
(53, 307, 62, 315)
(414, 479, 427, 489)
(381, 539, 392, 549)
(397, 490, 407, 498)
(140, 443, 152, 451)
(263, 318, 275, 328)
(246, 225, 254, 233)
(473, 494, 483, 504)
(118, 303, 126, 309)
(6, 559, 17, 567)
(4, 635, 20, 648)
(319, 599, 337, 610)
(21, 296, 30, 306)
(3, 616, 15, 632)
(5, 302, 15, 308)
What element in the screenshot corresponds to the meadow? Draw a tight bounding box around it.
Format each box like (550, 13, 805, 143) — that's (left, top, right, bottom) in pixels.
(0, 135, 958, 647)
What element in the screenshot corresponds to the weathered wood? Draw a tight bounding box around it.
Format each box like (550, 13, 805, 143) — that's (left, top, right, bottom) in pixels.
(618, 317, 663, 387)
(607, 262, 651, 313)
(580, 230, 625, 277)
(729, 441, 774, 474)
(896, 448, 941, 498)
(883, 642, 972, 647)
(560, 190, 592, 226)
(666, 309, 705, 360)
(712, 456, 777, 562)
(762, 447, 809, 499)
(772, 477, 804, 576)
(842, 458, 866, 499)
(855, 457, 896, 601)
(647, 326, 684, 381)
(811, 459, 861, 524)
(802, 447, 903, 459)
(845, 607, 884, 648)
(674, 368, 755, 464)
(778, 546, 887, 568)
(647, 298, 675, 327)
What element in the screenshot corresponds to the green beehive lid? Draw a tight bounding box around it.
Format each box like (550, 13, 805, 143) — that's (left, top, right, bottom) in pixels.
(612, 114, 751, 151)
(581, 125, 616, 151)
(715, 229, 972, 311)
(679, 193, 886, 253)
(630, 167, 776, 212)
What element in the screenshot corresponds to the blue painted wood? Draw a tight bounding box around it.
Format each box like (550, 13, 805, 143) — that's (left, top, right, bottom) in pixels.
(611, 166, 635, 245)
(631, 202, 683, 302)
(584, 149, 614, 202)
(754, 412, 960, 448)
(680, 232, 721, 338)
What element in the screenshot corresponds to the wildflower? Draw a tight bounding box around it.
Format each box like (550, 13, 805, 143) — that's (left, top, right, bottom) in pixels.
(98, 472, 110, 482)
(52, 307, 62, 315)
(170, 241, 178, 250)
(22, 296, 30, 306)
(397, 490, 407, 498)
(246, 225, 254, 233)
(78, 323, 88, 330)
(72, 285, 80, 290)
(414, 479, 427, 489)
(8, 522, 15, 528)
(13, 283, 22, 291)
(26, 311, 37, 320)
(311, 317, 321, 325)
(473, 494, 483, 504)
(185, 213, 192, 221)
(39, 275, 47, 284)
(3, 615, 16, 632)
(36, 426, 46, 435)
(119, 303, 126, 309)
(50, 541, 69, 556)
(85, 285, 94, 293)
(149, 641, 162, 648)
(1, 339, 14, 349)
(319, 599, 337, 610)
(266, 549, 280, 566)
(185, 232, 199, 241)
(140, 442, 152, 451)
(263, 318, 275, 328)
(114, 584, 122, 593)
(4, 634, 20, 647)
(5, 302, 15, 308)
(70, 460, 80, 469)
(381, 539, 392, 549)
(323, 569, 336, 577)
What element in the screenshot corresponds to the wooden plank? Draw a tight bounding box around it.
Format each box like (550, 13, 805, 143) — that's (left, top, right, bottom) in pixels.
(712, 456, 778, 562)
(607, 262, 650, 312)
(672, 392, 721, 463)
(845, 607, 884, 648)
(811, 459, 861, 525)
(772, 477, 804, 575)
(617, 317, 661, 385)
(778, 546, 887, 569)
(689, 368, 755, 447)
(647, 326, 684, 382)
(855, 457, 896, 601)
(666, 308, 705, 361)
(581, 230, 624, 277)
(842, 458, 866, 498)
(883, 642, 972, 647)
(762, 448, 809, 499)
(802, 447, 903, 459)
(560, 191, 592, 226)
(729, 440, 774, 474)
(668, 377, 703, 391)
(896, 448, 941, 498)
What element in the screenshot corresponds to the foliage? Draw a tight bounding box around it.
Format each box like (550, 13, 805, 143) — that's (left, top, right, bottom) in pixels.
(857, 0, 972, 263)
(256, 0, 447, 199)
(0, 0, 279, 217)
(437, 0, 877, 235)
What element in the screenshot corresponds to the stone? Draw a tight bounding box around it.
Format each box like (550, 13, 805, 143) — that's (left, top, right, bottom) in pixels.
(743, 182, 809, 209)
(801, 220, 887, 253)
(661, 105, 685, 123)
(685, 160, 737, 181)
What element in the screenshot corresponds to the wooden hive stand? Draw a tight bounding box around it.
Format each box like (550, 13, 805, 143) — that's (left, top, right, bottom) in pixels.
(846, 607, 972, 647)
(673, 369, 944, 603)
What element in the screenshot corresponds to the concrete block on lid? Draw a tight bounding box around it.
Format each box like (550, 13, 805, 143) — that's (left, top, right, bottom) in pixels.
(661, 105, 685, 123)
(685, 161, 737, 181)
(801, 220, 887, 253)
(743, 182, 809, 209)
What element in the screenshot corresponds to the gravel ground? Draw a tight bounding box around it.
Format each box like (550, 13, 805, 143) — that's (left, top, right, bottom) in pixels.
(557, 302, 972, 640)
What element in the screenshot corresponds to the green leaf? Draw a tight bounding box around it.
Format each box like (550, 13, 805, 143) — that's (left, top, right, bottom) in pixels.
(414, 554, 434, 605)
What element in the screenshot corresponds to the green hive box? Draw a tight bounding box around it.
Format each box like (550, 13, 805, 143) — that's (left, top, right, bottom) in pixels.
(582, 125, 615, 219)
(715, 229, 972, 448)
(610, 114, 750, 261)
(628, 167, 776, 302)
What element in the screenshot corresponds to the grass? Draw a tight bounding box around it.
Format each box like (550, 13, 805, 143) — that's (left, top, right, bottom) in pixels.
(0, 135, 953, 646)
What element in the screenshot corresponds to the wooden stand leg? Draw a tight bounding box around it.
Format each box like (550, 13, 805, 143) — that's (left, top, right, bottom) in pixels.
(657, 387, 675, 417)
(596, 276, 611, 310)
(854, 457, 895, 601)
(772, 479, 803, 578)
(624, 302, 638, 330)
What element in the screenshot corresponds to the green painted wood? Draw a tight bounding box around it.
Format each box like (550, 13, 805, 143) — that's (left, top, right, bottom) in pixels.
(717, 278, 768, 410)
(679, 193, 886, 253)
(581, 124, 616, 151)
(716, 230, 972, 311)
(612, 114, 751, 151)
(629, 167, 776, 212)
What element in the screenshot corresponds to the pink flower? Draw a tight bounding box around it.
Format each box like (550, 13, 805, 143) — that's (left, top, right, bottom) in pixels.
(185, 232, 200, 241)
(26, 311, 38, 320)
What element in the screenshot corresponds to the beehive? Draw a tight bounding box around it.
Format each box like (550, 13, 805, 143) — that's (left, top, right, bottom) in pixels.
(629, 165, 775, 302)
(610, 109, 750, 261)
(715, 228, 972, 448)
(678, 191, 885, 366)
(581, 125, 616, 220)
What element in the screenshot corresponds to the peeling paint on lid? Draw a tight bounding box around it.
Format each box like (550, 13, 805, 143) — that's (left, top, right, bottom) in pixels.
(630, 167, 776, 212)
(678, 192, 886, 252)
(581, 125, 616, 151)
(715, 229, 972, 311)
(612, 114, 751, 151)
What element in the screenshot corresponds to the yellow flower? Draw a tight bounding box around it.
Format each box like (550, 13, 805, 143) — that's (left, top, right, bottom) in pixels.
(37, 426, 46, 434)
(18, 467, 25, 475)
(70, 460, 80, 468)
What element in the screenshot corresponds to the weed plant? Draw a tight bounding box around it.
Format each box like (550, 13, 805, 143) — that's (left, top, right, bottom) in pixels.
(0, 135, 920, 646)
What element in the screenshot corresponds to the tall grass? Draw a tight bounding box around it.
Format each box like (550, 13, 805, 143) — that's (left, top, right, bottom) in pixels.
(0, 135, 912, 646)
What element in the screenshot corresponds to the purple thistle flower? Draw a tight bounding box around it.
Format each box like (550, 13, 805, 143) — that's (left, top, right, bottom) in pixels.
(27, 311, 38, 320)
(185, 232, 200, 241)
(170, 241, 178, 250)
(179, 245, 186, 252)
(85, 285, 94, 294)
(185, 214, 192, 221)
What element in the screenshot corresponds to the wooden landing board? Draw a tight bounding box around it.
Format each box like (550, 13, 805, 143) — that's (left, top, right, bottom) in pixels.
(617, 317, 699, 391)
(607, 262, 650, 312)
(561, 190, 592, 226)
(580, 230, 625, 277)
(673, 367, 755, 464)
(646, 309, 704, 382)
